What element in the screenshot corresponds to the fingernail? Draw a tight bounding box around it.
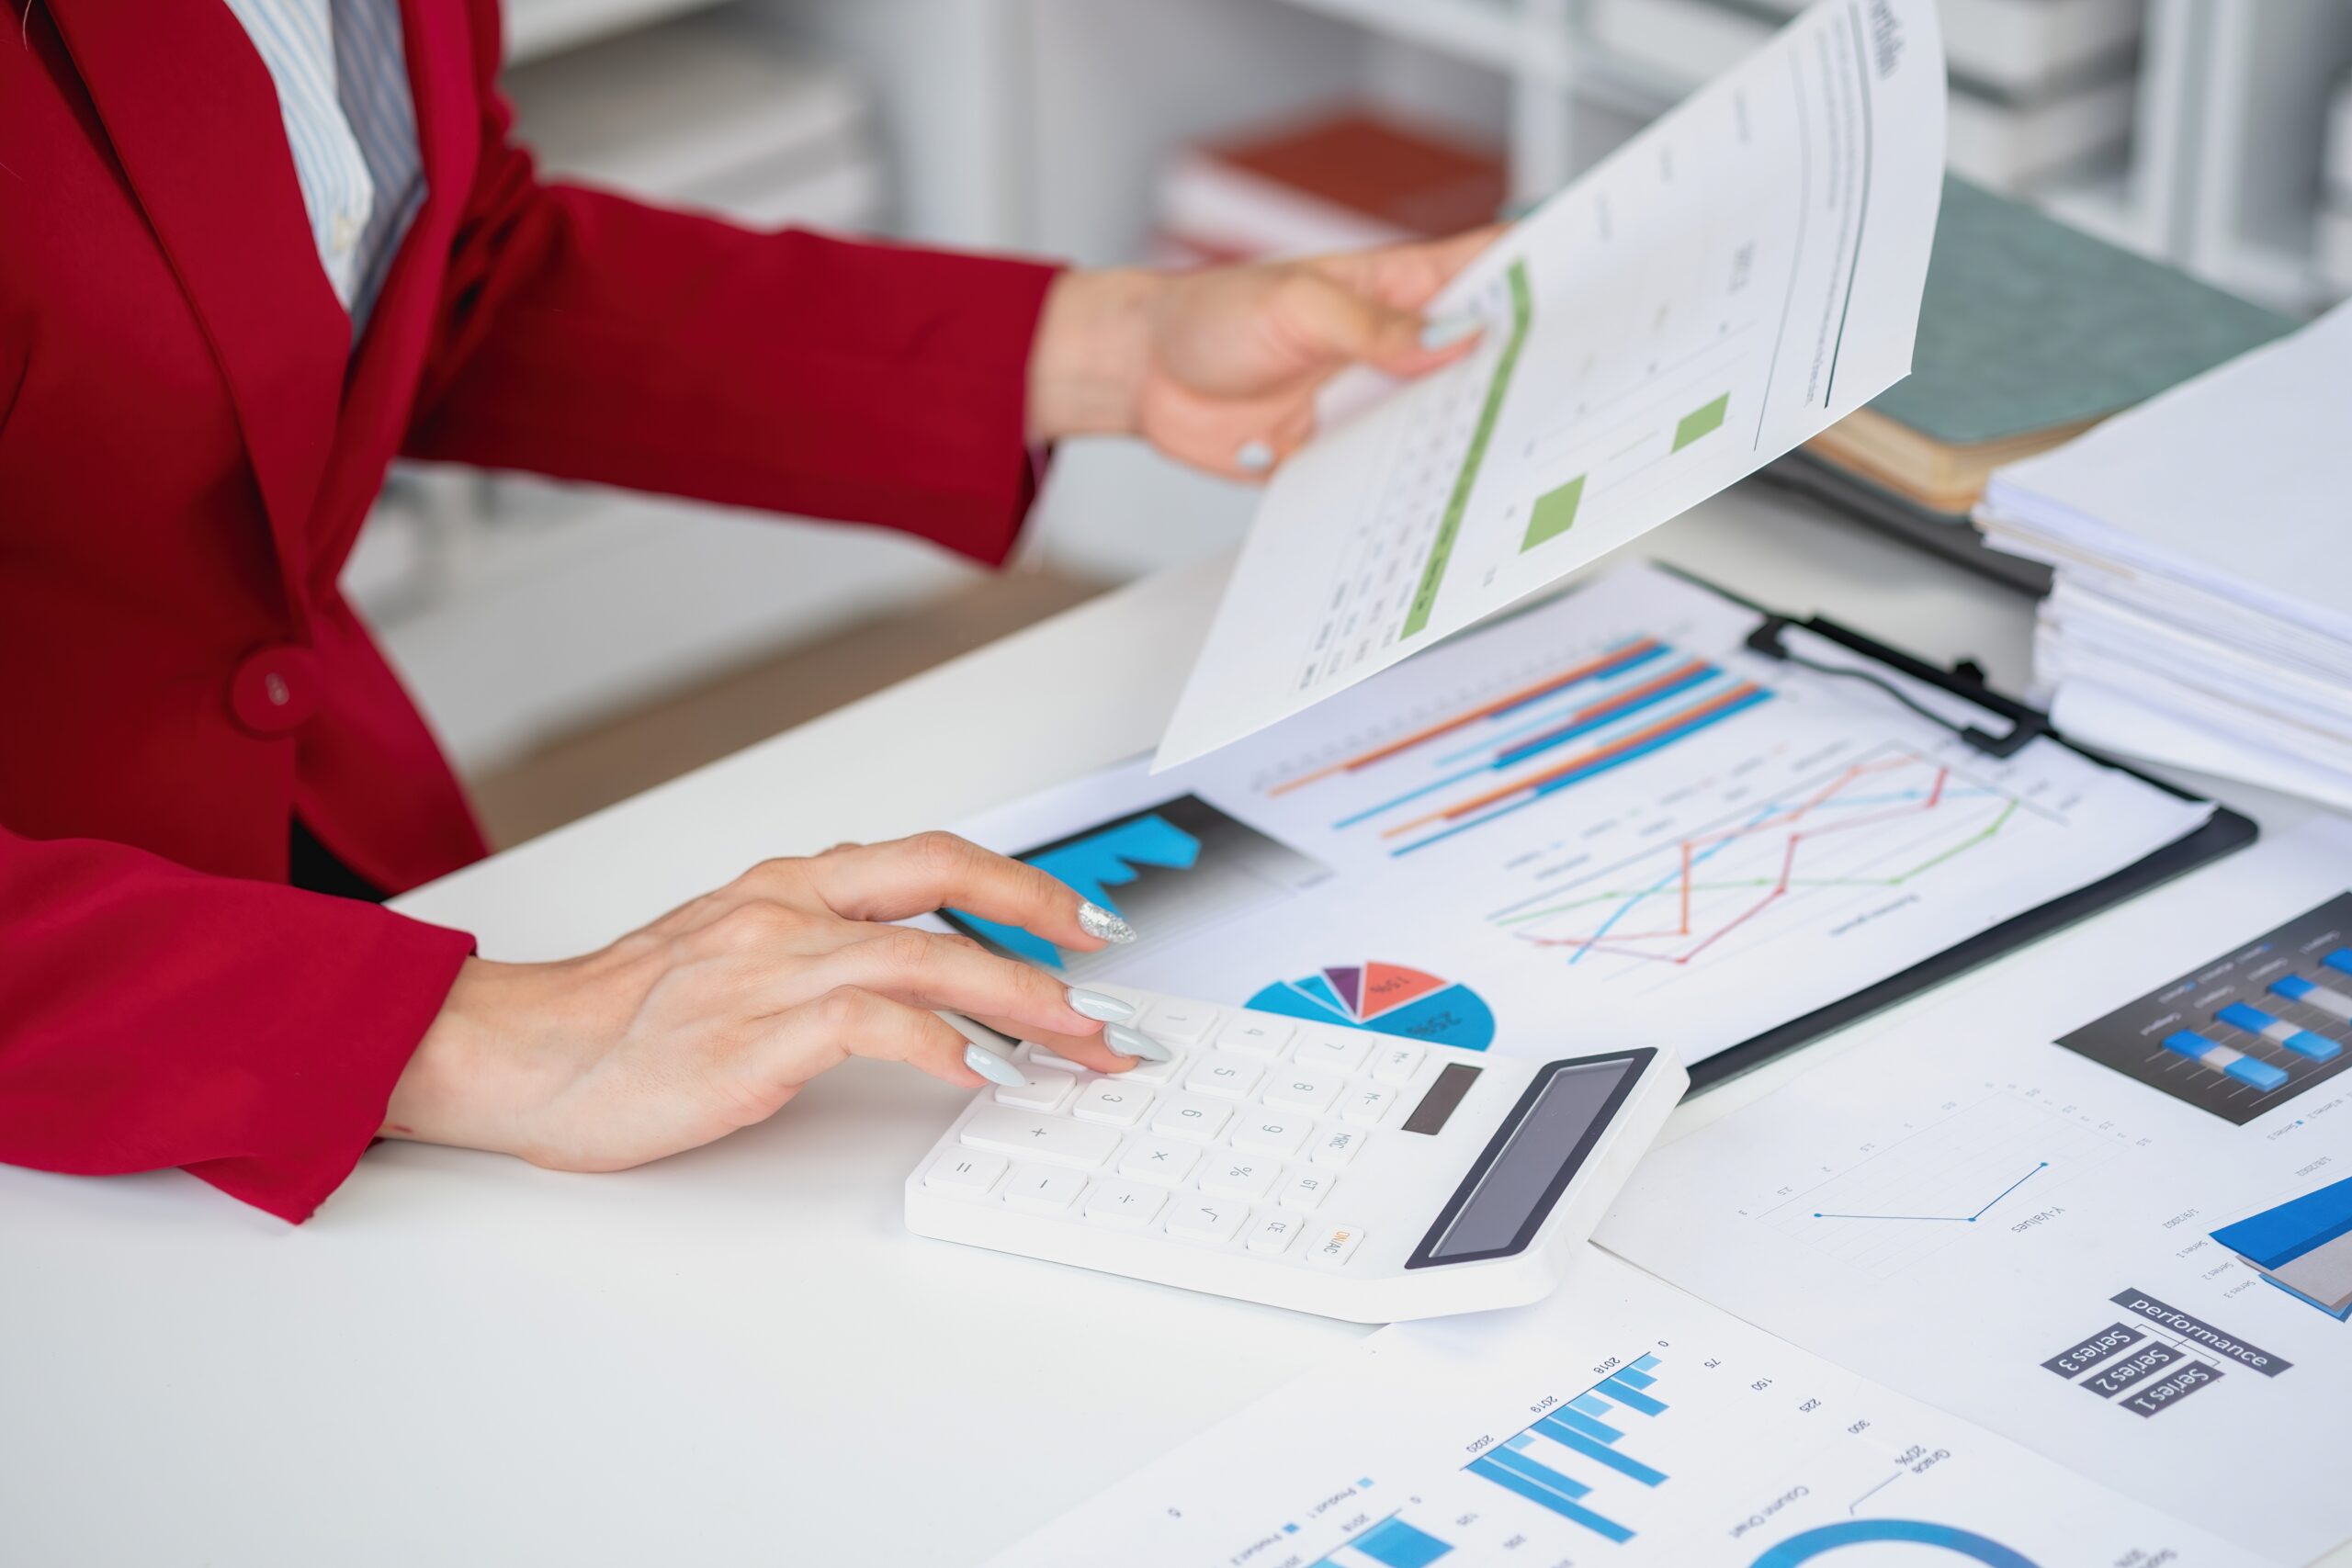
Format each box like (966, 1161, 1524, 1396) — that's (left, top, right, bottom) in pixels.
(1103, 1022, 1173, 1062)
(1234, 439, 1274, 473)
(1067, 987, 1136, 1022)
(1077, 901, 1137, 944)
(1418, 312, 1482, 351)
(962, 1042, 1028, 1088)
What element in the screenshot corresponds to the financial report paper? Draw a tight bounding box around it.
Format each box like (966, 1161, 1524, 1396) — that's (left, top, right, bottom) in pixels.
(988, 1248, 2263, 1568)
(941, 563, 2209, 1070)
(1601, 818, 2352, 1565)
(1157, 0, 1949, 769)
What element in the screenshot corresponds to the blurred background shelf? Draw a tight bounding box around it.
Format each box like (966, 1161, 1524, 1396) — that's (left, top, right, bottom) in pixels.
(354, 0, 2352, 834)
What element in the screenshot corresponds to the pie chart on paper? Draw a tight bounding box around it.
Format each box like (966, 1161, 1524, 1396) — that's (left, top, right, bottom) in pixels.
(1247, 963, 1497, 1052)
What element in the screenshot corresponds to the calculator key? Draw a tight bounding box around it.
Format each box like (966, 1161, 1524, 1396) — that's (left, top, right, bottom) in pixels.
(1144, 999, 1220, 1045)
(1116, 1051, 1186, 1087)
(993, 1073, 1078, 1111)
(1071, 1081, 1154, 1127)
(1083, 1178, 1168, 1229)
(1294, 1033, 1371, 1073)
(1002, 1165, 1087, 1215)
(1231, 1111, 1311, 1156)
(923, 1150, 1007, 1198)
(1340, 1084, 1399, 1125)
(1199, 1157, 1281, 1201)
(1276, 1170, 1334, 1213)
(1183, 1053, 1265, 1100)
(962, 1108, 1120, 1168)
(1018, 1043, 1086, 1073)
(1216, 1016, 1295, 1057)
(1304, 1223, 1367, 1266)
(1369, 1043, 1426, 1084)
(1118, 1137, 1201, 1185)
(1261, 1070, 1342, 1113)
(1150, 1093, 1235, 1143)
(1309, 1126, 1368, 1168)
(1164, 1197, 1249, 1245)
(1245, 1213, 1304, 1256)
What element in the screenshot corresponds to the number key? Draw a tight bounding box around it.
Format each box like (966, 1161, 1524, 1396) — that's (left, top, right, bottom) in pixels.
(1216, 1016, 1295, 1057)
(1071, 1081, 1154, 1127)
(1231, 1111, 1310, 1156)
(1261, 1070, 1341, 1113)
(1295, 1033, 1371, 1073)
(1149, 1093, 1234, 1143)
(1184, 1053, 1265, 1100)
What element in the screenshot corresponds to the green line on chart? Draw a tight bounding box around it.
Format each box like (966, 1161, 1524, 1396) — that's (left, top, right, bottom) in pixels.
(1521, 474, 1587, 552)
(1672, 391, 1730, 451)
(1402, 259, 1532, 639)
(1492, 801, 2019, 927)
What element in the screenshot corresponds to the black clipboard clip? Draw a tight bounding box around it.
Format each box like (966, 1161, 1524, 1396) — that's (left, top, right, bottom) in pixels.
(1744, 613, 2049, 759)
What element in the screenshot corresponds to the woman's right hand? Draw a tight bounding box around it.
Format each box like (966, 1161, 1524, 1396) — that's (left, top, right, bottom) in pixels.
(380, 832, 1162, 1171)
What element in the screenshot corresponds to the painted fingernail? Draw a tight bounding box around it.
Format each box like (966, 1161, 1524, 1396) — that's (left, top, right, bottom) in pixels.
(1418, 312, 1482, 351)
(1077, 901, 1138, 944)
(1103, 1022, 1173, 1063)
(1067, 987, 1137, 1022)
(962, 1042, 1028, 1088)
(1234, 439, 1275, 473)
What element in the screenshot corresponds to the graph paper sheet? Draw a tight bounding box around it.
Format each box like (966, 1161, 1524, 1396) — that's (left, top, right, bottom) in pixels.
(1156, 0, 1948, 769)
(939, 562, 2208, 1069)
(987, 1247, 2264, 1568)
(1602, 818, 2352, 1565)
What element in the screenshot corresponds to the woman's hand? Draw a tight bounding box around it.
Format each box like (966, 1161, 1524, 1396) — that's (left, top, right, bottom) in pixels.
(381, 833, 1160, 1172)
(1026, 228, 1502, 479)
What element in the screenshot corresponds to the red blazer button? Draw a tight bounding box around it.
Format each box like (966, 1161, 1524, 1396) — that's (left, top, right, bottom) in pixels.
(228, 644, 324, 736)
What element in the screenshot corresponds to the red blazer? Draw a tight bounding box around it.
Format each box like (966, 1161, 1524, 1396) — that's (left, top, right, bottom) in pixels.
(0, 0, 1056, 1220)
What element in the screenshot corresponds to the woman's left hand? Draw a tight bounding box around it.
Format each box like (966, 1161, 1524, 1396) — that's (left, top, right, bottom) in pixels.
(1026, 228, 1503, 479)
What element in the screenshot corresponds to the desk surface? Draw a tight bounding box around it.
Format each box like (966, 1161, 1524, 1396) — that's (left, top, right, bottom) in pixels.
(0, 489, 2321, 1566)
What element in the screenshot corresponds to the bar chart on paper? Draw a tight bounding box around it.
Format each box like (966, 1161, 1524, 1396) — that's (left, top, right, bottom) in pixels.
(989, 1250, 2265, 1568)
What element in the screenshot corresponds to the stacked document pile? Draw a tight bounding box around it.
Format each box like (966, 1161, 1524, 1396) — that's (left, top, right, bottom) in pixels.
(1978, 303, 2352, 808)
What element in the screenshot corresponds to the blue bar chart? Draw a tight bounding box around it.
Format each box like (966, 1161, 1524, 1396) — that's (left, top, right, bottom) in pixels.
(1320, 1354, 1673, 1562)
(2058, 895, 2352, 1122)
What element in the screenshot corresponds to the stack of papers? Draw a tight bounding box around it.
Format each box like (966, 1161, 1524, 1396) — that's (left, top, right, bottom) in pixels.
(1977, 302, 2352, 809)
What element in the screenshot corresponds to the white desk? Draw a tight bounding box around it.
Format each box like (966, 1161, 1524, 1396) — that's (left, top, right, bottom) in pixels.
(0, 487, 2321, 1566)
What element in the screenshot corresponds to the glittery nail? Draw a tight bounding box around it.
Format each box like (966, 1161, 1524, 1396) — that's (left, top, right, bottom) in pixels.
(1078, 901, 1138, 944)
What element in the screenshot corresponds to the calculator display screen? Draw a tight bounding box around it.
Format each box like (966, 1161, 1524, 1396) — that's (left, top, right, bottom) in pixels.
(1407, 1054, 1649, 1269)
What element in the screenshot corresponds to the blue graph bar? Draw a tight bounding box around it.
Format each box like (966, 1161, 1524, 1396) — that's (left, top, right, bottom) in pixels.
(2284, 1031, 2341, 1060)
(1630, 1354, 1660, 1373)
(1540, 1406, 1623, 1446)
(1351, 1517, 1453, 1568)
(2219, 1001, 2280, 1033)
(1439, 645, 1676, 761)
(1490, 665, 1719, 768)
(1597, 1376, 1667, 1416)
(2272, 975, 2319, 1002)
(1539, 1423, 1668, 1486)
(1611, 1366, 1657, 1390)
(2324, 948, 2352, 979)
(1467, 1458, 1634, 1543)
(1488, 1443, 1592, 1499)
(2163, 1031, 2290, 1091)
(1569, 1393, 1614, 1418)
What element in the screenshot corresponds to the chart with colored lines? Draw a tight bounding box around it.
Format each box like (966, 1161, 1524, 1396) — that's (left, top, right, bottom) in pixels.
(1487, 744, 2040, 976)
(1266, 630, 1777, 859)
(2057, 894, 2352, 1123)
(1248, 963, 1497, 1052)
(989, 1248, 2263, 1568)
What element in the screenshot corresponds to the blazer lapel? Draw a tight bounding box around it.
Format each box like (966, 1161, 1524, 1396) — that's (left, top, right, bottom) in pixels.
(51, 0, 353, 623)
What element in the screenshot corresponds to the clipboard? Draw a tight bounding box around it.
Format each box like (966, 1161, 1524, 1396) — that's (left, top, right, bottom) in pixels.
(1658, 568, 2260, 1092)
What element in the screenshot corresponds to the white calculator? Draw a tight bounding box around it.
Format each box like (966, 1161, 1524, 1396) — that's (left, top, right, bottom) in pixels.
(902, 987, 1686, 1322)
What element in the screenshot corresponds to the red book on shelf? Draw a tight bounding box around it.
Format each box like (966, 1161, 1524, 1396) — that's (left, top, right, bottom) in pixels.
(1155, 107, 1507, 263)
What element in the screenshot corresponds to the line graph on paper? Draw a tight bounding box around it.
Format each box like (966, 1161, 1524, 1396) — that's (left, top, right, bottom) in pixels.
(1738, 1089, 2143, 1280)
(1482, 744, 2055, 986)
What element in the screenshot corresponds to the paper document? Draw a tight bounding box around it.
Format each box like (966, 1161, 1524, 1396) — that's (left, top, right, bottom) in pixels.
(989, 1247, 2263, 1568)
(1156, 0, 1948, 768)
(942, 564, 2208, 1070)
(1601, 818, 2352, 1564)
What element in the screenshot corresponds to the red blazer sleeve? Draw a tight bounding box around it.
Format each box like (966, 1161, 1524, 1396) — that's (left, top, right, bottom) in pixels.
(402, 0, 1058, 567)
(0, 827, 474, 1222)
